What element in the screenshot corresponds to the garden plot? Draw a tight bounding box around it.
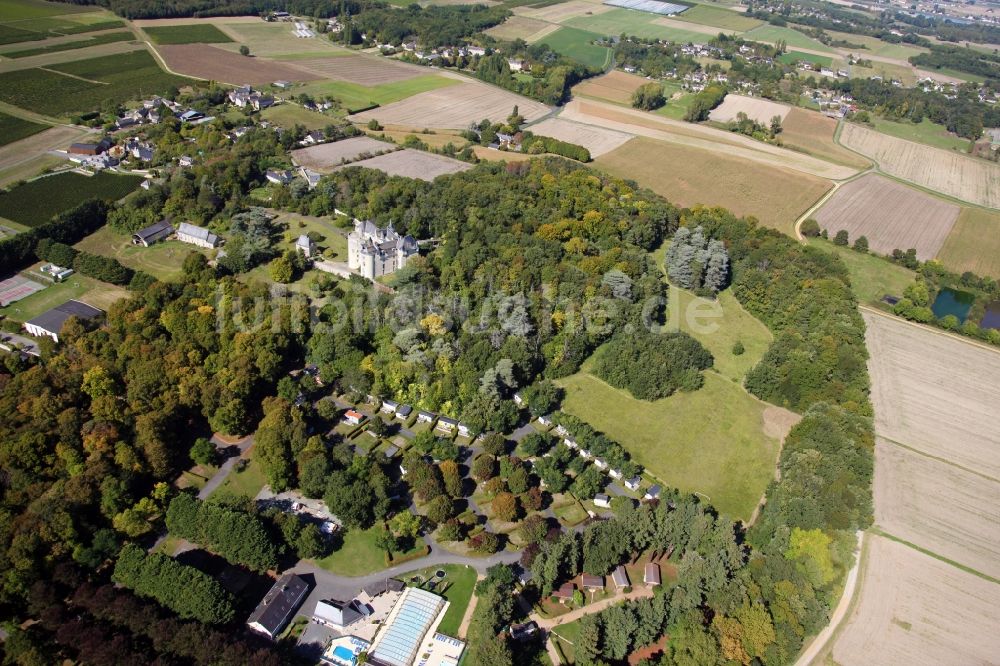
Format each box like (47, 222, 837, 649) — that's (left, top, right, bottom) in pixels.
(154, 44, 316, 84)
(832, 535, 1000, 666)
(528, 117, 632, 157)
(840, 122, 1000, 209)
(350, 81, 549, 129)
(707, 94, 790, 124)
(293, 54, 424, 84)
(340, 149, 471, 181)
(814, 174, 959, 259)
(291, 136, 397, 171)
(874, 439, 1000, 579)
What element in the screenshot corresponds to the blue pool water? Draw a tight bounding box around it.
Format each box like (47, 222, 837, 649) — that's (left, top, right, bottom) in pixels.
(931, 287, 975, 323)
(332, 645, 356, 664)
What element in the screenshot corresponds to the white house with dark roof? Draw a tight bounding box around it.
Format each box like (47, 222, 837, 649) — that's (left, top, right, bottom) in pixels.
(132, 219, 173, 247)
(23, 300, 103, 343)
(295, 234, 315, 258)
(246, 573, 309, 640)
(176, 222, 220, 249)
(625, 476, 641, 491)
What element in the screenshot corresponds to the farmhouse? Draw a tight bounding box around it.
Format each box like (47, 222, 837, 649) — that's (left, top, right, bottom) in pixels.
(228, 85, 274, 111)
(176, 222, 220, 249)
(347, 220, 419, 280)
(23, 300, 103, 343)
(132, 220, 173, 247)
(299, 167, 322, 189)
(246, 573, 309, 640)
(266, 169, 294, 185)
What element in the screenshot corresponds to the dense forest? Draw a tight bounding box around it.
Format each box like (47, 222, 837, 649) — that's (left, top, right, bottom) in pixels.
(910, 44, 1000, 81)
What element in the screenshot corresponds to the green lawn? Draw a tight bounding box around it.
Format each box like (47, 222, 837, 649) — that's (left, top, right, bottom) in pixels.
(534, 26, 611, 70)
(0, 110, 47, 146)
(260, 104, 335, 130)
(144, 24, 233, 45)
(274, 213, 349, 261)
(744, 24, 834, 52)
(311, 523, 418, 576)
(0, 172, 143, 227)
(298, 75, 458, 114)
(655, 89, 696, 120)
(675, 4, 761, 31)
(0, 273, 128, 322)
(74, 226, 211, 281)
(870, 116, 972, 152)
(406, 564, 476, 636)
(556, 357, 780, 522)
(806, 237, 916, 305)
(778, 50, 833, 68)
(211, 456, 266, 500)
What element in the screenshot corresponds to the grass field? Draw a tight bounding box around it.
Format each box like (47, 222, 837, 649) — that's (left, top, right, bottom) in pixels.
(211, 456, 266, 499)
(557, 356, 780, 521)
(596, 136, 831, 235)
(220, 21, 349, 57)
(260, 103, 334, 130)
(806, 237, 916, 304)
(850, 60, 917, 86)
(0, 0, 91, 21)
(675, 4, 760, 31)
(778, 50, 833, 67)
(298, 75, 458, 114)
(144, 24, 232, 44)
(744, 24, 834, 52)
(869, 116, 972, 153)
(567, 9, 723, 43)
(825, 30, 926, 60)
(74, 226, 209, 281)
(0, 110, 47, 146)
(312, 523, 425, 576)
(406, 564, 476, 636)
(0, 272, 128, 322)
(655, 87, 697, 120)
(541, 26, 611, 69)
(0, 172, 143, 226)
(937, 207, 1000, 279)
(0, 50, 191, 118)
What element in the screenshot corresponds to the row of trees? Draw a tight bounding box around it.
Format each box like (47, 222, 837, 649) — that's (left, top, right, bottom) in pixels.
(165, 493, 280, 572)
(684, 84, 728, 122)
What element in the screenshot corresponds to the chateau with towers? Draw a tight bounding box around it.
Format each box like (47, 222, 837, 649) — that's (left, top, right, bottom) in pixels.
(347, 220, 419, 280)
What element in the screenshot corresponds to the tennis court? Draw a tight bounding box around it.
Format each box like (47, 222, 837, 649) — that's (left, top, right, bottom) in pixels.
(0, 274, 45, 306)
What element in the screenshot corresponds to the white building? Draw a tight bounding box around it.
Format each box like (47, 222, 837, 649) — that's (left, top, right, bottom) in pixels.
(176, 222, 220, 249)
(24, 299, 103, 343)
(295, 234, 315, 258)
(347, 220, 418, 280)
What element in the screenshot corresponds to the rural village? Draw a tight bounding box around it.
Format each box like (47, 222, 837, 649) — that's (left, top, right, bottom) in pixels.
(0, 0, 999, 664)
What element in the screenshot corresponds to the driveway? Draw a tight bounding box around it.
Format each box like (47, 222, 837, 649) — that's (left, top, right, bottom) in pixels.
(198, 434, 254, 500)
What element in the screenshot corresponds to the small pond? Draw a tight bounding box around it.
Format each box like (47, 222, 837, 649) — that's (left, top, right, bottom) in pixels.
(981, 301, 1000, 331)
(931, 287, 975, 323)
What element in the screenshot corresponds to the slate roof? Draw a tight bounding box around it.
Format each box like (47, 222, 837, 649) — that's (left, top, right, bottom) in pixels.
(246, 573, 309, 638)
(26, 300, 102, 335)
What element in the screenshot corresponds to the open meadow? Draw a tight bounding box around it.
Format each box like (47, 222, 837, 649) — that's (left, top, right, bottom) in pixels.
(571, 70, 648, 105)
(805, 238, 915, 305)
(350, 81, 549, 129)
(673, 4, 760, 31)
(340, 149, 472, 182)
(707, 93, 790, 124)
(743, 24, 834, 52)
(0, 172, 143, 227)
(814, 174, 960, 260)
(936, 207, 1000, 279)
(541, 27, 611, 69)
(597, 136, 831, 234)
(566, 8, 736, 42)
(557, 360, 787, 522)
(839, 122, 1000, 209)
(831, 535, 1000, 666)
(74, 226, 209, 282)
(299, 75, 459, 114)
(291, 136, 398, 170)
(527, 117, 632, 157)
(870, 116, 971, 153)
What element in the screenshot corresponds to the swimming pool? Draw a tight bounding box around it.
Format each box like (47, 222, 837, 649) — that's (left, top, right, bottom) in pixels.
(331, 645, 356, 665)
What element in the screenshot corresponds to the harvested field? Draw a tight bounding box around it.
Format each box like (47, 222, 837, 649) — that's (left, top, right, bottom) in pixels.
(131, 16, 262, 27)
(708, 94, 790, 124)
(840, 122, 1000, 208)
(779, 107, 870, 168)
(218, 22, 349, 57)
(571, 69, 647, 104)
(293, 54, 423, 84)
(292, 136, 397, 171)
(863, 310, 1000, 480)
(875, 439, 1000, 579)
(674, 4, 761, 30)
(350, 81, 549, 129)
(597, 136, 831, 234)
(515, 0, 611, 22)
(485, 16, 559, 42)
(154, 44, 316, 84)
(527, 117, 632, 157)
(832, 535, 1000, 666)
(815, 174, 959, 260)
(937, 207, 1000, 279)
(341, 149, 471, 181)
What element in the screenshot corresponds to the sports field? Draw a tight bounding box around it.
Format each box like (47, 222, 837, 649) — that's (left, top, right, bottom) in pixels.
(557, 357, 786, 522)
(0, 110, 47, 146)
(0, 171, 143, 227)
(0, 272, 128, 322)
(143, 23, 232, 44)
(541, 26, 611, 69)
(936, 207, 1000, 279)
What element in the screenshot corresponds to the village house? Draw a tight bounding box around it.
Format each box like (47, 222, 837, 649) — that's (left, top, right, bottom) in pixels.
(295, 234, 315, 258)
(178, 155, 194, 167)
(644, 484, 661, 500)
(537, 415, 552, 427)
(176, 222, 220, 249)
(299, 166, 322, 189)
(132, 220, 173, 247)
(581, 574, 604, 591)
(266, 169, 294, 185)
(343, 409, 365, 426)
(228, 85, 274, 111)
(553, 582, 575, 603)
(625, 476, 641, 492)
(313, 599, 363, 629)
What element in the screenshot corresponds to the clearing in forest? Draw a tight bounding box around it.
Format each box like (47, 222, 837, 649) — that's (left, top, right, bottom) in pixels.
(814, 173, 959, 260)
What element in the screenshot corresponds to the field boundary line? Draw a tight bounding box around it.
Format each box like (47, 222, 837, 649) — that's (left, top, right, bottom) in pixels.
(859, 305, 1000, 357)
(792, 166, 873, 240)
(870, 527, 1000, 586)
(37, 66, 107, 85)
(878, 435, 1000, 484)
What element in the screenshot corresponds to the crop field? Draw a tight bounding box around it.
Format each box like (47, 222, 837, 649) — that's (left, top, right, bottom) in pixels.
(143, 24, 232, 45)
(0, 110, 47, 146)
(673, 4, 760, 30)
(840, 122, 1000, 208)
(350, 81, 549, 129)
(780, 108, 871, 168)
(0, 0, 112, 45)
(3, 30, 134, 58)
(485, 15, 559, 42)
(651, 16, 726, 37)
(875, 440, 1000, 579)
(0, 50, 191, 117)
(571, 69, 647, 104)
(515, 0, 612, 23)
(292, 136, 398, 170)
(541, 27, 611, 68)
(805, 238, 915, 305)
(340, 149, 471, 181)
(0, 0, 91, 21)
(0, 172, 142, 227)
(825, 30, 927, 59)
(832, 535, 1000, 666)
(294, 54, 426, 84)
(707, 93, 790, 124)
(597, 136, 831, 234)
(869, 116, 971, 153)
(154, 44, 314, 84)
(0, 123, 90, 173)
(814, 174, 959, 259)
(937, 207, 1000, 279)
(743, 24, 834, 52)
(557, 358, 785, 522)
(528, 117, 633, 156)
(218, 21, 349, 57)
(863, 311, 1000, 479)
(299, 75, 458, 114)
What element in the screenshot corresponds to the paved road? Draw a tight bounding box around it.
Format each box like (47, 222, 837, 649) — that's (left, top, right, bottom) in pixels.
(198, 434, 255, 499)
(0, 332, 40, 357)
(539, 586, 655, 629)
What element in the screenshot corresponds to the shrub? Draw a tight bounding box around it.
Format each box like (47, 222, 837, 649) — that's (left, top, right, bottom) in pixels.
(593, 329, 713, 400)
